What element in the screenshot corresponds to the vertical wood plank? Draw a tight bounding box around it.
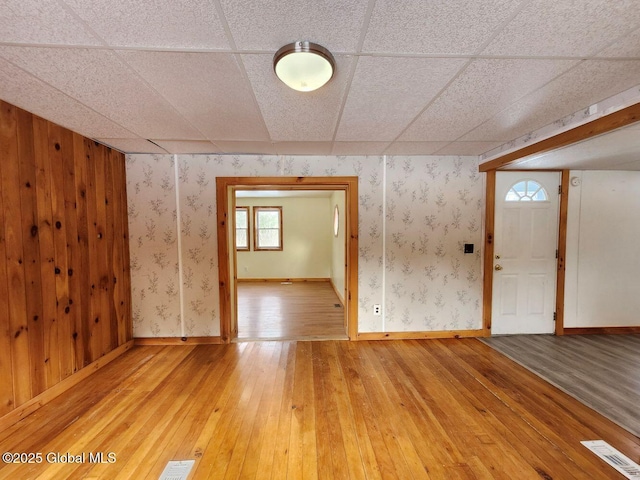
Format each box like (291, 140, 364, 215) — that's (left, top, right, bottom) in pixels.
(110, 150, 126, 345)
(48, 123, 72, 381)
(119, 155, 133, 342)
(73, 133, 91, 366)
(216, 178, 231, 343)
(61, 128, 82, 371)
(0, 101, 32, 406)
(93, 142, 111, 357)
(16, 108, 47, 397)
(32, 116, 59, 388)
(104, 148, 118, 350)
(84, 139, 101, 362)
(0, 103, 16, 415)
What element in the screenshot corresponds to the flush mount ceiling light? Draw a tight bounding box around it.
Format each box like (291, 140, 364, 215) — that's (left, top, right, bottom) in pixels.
(273, 41, 335, 92)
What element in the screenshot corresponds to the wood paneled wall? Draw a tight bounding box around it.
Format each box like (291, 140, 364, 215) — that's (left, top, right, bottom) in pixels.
(0, 101, 132, 415)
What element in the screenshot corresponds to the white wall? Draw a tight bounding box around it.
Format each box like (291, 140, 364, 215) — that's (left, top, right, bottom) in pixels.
(330, 191, 346, 304)
(565, 170, 640, 327)
(236, 197, 332, 279)
(126, 155, 484, 337)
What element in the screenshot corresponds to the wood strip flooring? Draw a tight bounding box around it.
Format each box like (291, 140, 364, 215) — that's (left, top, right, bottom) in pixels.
(481, 334, 640, 439)
(237, 281, 347, 340)
(0, 339, 639, 479)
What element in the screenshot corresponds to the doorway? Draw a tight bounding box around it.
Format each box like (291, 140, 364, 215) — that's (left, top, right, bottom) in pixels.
(216, 177, 359, 343)
(491, 172, 561, 334)
(234, 189, 346, 340)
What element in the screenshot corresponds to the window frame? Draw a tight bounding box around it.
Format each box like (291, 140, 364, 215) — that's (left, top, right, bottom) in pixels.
(235, 206, 250, 251)
(253, 206, 283, 251)
(505, 179, 549, 202)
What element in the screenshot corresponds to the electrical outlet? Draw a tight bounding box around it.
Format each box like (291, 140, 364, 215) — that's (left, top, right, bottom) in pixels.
(373, 304, 381, 316)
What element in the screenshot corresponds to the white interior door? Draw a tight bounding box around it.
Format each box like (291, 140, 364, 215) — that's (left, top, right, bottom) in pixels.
(491, 172, 560, 335)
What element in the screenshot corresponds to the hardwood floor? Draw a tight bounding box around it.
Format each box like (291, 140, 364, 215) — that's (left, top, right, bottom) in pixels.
(237, 281, 347, 340)
(1, 339, 639, 479)
(481, 334, 640, 438)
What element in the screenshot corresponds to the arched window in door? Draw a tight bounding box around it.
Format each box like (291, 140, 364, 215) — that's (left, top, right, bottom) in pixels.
(505, 180, 549, 202)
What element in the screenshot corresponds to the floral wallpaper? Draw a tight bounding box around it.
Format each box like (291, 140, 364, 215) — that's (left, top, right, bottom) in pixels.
(126, 154, 483, 337)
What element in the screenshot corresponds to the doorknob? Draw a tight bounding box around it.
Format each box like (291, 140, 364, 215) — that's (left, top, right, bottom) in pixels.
(495, 264, 503, 271)
(495, 255, 500, 259)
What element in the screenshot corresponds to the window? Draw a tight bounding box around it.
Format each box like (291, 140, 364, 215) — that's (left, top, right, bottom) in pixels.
(254, 206, 283, 251)
(505, 180, 548, 202)
(235, 207, 249, 251)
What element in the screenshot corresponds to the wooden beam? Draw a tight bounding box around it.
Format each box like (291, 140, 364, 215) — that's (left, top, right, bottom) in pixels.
(479, 102, 640, 172)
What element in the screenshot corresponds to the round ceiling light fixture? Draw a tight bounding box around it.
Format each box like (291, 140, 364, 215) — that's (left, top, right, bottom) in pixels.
(273, 41, 335, 92)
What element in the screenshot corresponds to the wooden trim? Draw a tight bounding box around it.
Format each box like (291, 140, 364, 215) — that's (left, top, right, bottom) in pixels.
(134, 336, 222, 345)
(564, 327, 640, 335)
(555, 170, 570, 336)
(216, 178, 231, 343)
(253, 206, 283, 251)
(357, 329, 486, 341)
(479, 102, 640, 172)
(0, 340, 133, 431)
(237, 277, 330, 283)
(329, 278, 345, 307)
(482, 170, 496, 335)
(217, 177, 359, 342)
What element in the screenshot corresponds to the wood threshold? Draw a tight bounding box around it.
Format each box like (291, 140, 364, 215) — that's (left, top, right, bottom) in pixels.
(134, 337, 222, 346)
(0, 340, 133, 431)
(357, 329, 486, 341)
(479, 102, 640, 172)
(564, 327, 640, 335)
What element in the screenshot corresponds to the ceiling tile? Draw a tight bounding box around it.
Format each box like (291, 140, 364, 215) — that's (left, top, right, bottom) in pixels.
(483, 0, 640, 57)
(0, 46, 204, 140)
(363, 0, 523, 54)
(461, 60, 640, 143)
(0, 0, 102, 46)
(384, 142, 451, 155)
(61, 0, 230, 49)
(97, 138, 168, 154)
(273, 142, 333, 155)
(398, 58, 577, 142)
(331, 142, 390, 155)
(241, 54, 353, 142)
(153, 140, 222, 154)
(214, 141, 278, 155)
(219, 0, 367, 52)
(119, 51, 269, 142)
(433, 141, 503, 156)
(597, 28, 640, 58)
(335, 57, 466, 141)
(0, 57, 135, 139)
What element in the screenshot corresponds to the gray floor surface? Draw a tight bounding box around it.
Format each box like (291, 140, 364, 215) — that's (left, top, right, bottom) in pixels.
(481, 334, 640, 439)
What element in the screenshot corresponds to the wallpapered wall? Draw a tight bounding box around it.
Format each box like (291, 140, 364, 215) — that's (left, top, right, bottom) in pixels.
(126, 154, 484, 337)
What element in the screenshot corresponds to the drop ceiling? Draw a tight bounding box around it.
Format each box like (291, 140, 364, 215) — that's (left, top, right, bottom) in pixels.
(1, 0, 640, 159)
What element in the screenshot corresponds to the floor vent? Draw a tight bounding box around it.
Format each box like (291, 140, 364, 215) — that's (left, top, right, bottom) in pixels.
(582, 440, 640, 479)
(158, 460, 195, 480)
(334, 304, 341, 308)
(281, 281, 293, 285)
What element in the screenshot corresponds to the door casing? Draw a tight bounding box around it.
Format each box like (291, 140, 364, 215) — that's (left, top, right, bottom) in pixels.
(482, 170, 569, 336)
(216, 176, 359, 342)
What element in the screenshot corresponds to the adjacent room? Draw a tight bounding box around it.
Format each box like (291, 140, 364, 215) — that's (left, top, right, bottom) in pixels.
(1, 0, 640, 478)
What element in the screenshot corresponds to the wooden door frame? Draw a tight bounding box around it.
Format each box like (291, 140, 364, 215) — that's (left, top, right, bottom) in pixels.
(216, 176, 359, 343)
(482, 170, 569, 336)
